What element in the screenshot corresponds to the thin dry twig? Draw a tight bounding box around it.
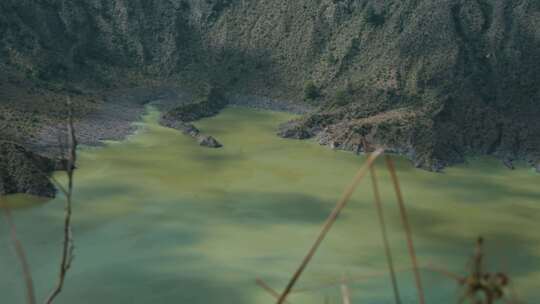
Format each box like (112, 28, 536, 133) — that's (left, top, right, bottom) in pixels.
(276, 149, 384, 304)
(423, 264, 464, 283)
(0, 199, 36, 304)
(385, 156, 425, 304)
(44, 98, 77, 304)
(256, 278, 293, 304)
(291, 266, 414, 293)
(370, 164, 402, 304)
(424, 237, 524, 304)
(340, 275, 352, 304)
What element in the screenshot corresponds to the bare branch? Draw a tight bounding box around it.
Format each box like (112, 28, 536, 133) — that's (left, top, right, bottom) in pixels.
(385, 156, 425, 304)
(44, 97, 77, 304)
(340, 275, 351, 304)
(291, 266, 413, 293)
(422, 264, 464, 283)
(276, 149, 384, 304)
(0, 199, 36, 304)
(256, 278, 293, 304)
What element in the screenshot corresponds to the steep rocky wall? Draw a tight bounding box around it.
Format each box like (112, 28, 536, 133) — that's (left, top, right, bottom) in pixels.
(1, 0, 539, 169)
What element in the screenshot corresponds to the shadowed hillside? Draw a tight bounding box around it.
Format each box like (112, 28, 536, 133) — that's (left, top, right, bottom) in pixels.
(1, 0, 539, 170)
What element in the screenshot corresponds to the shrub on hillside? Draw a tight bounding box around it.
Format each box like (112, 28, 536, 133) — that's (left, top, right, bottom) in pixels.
(303, 81, 320, 102)
(335, 89, 352, 106)
(365, 6, 385, 27)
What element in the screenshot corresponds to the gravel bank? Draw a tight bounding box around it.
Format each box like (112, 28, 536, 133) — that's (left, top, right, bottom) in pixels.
(31, 88, 309, 157)
(31, 87, 189, 156)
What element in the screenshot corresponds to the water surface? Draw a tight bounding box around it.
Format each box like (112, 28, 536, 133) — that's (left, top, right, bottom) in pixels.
(1, 107, 539, 303)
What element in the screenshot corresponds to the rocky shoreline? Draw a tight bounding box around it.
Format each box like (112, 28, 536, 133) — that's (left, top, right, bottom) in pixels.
(23, 86, 540, 174)
(2, 86, 537, 199)
(29, 87, 190, 157)
(2, 87, 315, 198)
(28, 87, 313, 157)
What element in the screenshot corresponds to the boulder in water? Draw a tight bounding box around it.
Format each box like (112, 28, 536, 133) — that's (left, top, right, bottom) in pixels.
(198, 136, 223, 148)
(503, 158, 515, 170)
(182, 123, 200, 137)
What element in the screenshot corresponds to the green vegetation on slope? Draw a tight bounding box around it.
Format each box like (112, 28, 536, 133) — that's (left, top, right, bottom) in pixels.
(0, 0, 539, 169)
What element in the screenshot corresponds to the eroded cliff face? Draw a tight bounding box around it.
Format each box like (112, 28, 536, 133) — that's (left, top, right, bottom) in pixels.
(1, 0, 539, 170)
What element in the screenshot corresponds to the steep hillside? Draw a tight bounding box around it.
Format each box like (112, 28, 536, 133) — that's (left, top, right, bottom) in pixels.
(1, 0, 539, 170)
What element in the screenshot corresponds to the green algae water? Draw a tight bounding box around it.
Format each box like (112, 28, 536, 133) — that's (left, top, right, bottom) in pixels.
(1, 107, 539, 303)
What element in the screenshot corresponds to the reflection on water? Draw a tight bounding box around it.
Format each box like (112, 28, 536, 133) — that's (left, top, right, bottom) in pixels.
(1, 106, 539, 303)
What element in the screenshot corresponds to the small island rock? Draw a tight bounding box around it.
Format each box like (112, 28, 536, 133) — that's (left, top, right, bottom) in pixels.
(198, 136, 223, 148)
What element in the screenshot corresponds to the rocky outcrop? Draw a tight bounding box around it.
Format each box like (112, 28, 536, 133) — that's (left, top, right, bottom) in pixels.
(198, 136, 222, 148)
(162, 88, 228, 123)
(277, 120, 317, 140)
(0, 142, 57, 197)
(159, 87, 225, 148)
(160, 119, 223, 149)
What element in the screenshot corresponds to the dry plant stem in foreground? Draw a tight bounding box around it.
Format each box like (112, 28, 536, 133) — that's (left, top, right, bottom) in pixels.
(291, 266, 413, 293)
(256, 278, 293, 304)
(1, 200, 37, 304)
(426, 238, 519, 304)
(340, 275, 352, 304)
(385, 156, 425, 304)
(276, 149, 384, 304)
(370, 165, 402, 304)
(45, 98, 77, 304)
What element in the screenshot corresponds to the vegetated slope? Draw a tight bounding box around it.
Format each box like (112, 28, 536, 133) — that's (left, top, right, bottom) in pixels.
(0, 0, 539, 170)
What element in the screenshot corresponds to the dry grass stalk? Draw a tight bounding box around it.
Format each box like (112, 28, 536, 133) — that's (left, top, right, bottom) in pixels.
(291, 266, 413, 293)
(426, 237, 520, 304)
(256, 278, 293, 304)
(45, 98, 77, 304)
(0, 199, 37, 304)
(340, 275, 352, 304)
(369, 164, 402, 304)
(385, 156, 426, 304)
(276, 149, 384, 304)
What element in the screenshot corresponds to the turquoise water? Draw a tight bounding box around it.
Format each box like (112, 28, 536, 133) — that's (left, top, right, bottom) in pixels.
(1, 107, 539, 303)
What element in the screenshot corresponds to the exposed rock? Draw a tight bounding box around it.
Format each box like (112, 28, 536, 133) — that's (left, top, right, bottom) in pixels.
(198, 136, 223, 148)
(161, 88, 228, 123)
(503, 158, 515, 170)
(182, 123, 201, 137)
(158, 86, 226, 148)
(160, 116, 224, 148)
(277, 120, 315, 140)
(160, 118, 201, 136)
(0, 142, 56, 198)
